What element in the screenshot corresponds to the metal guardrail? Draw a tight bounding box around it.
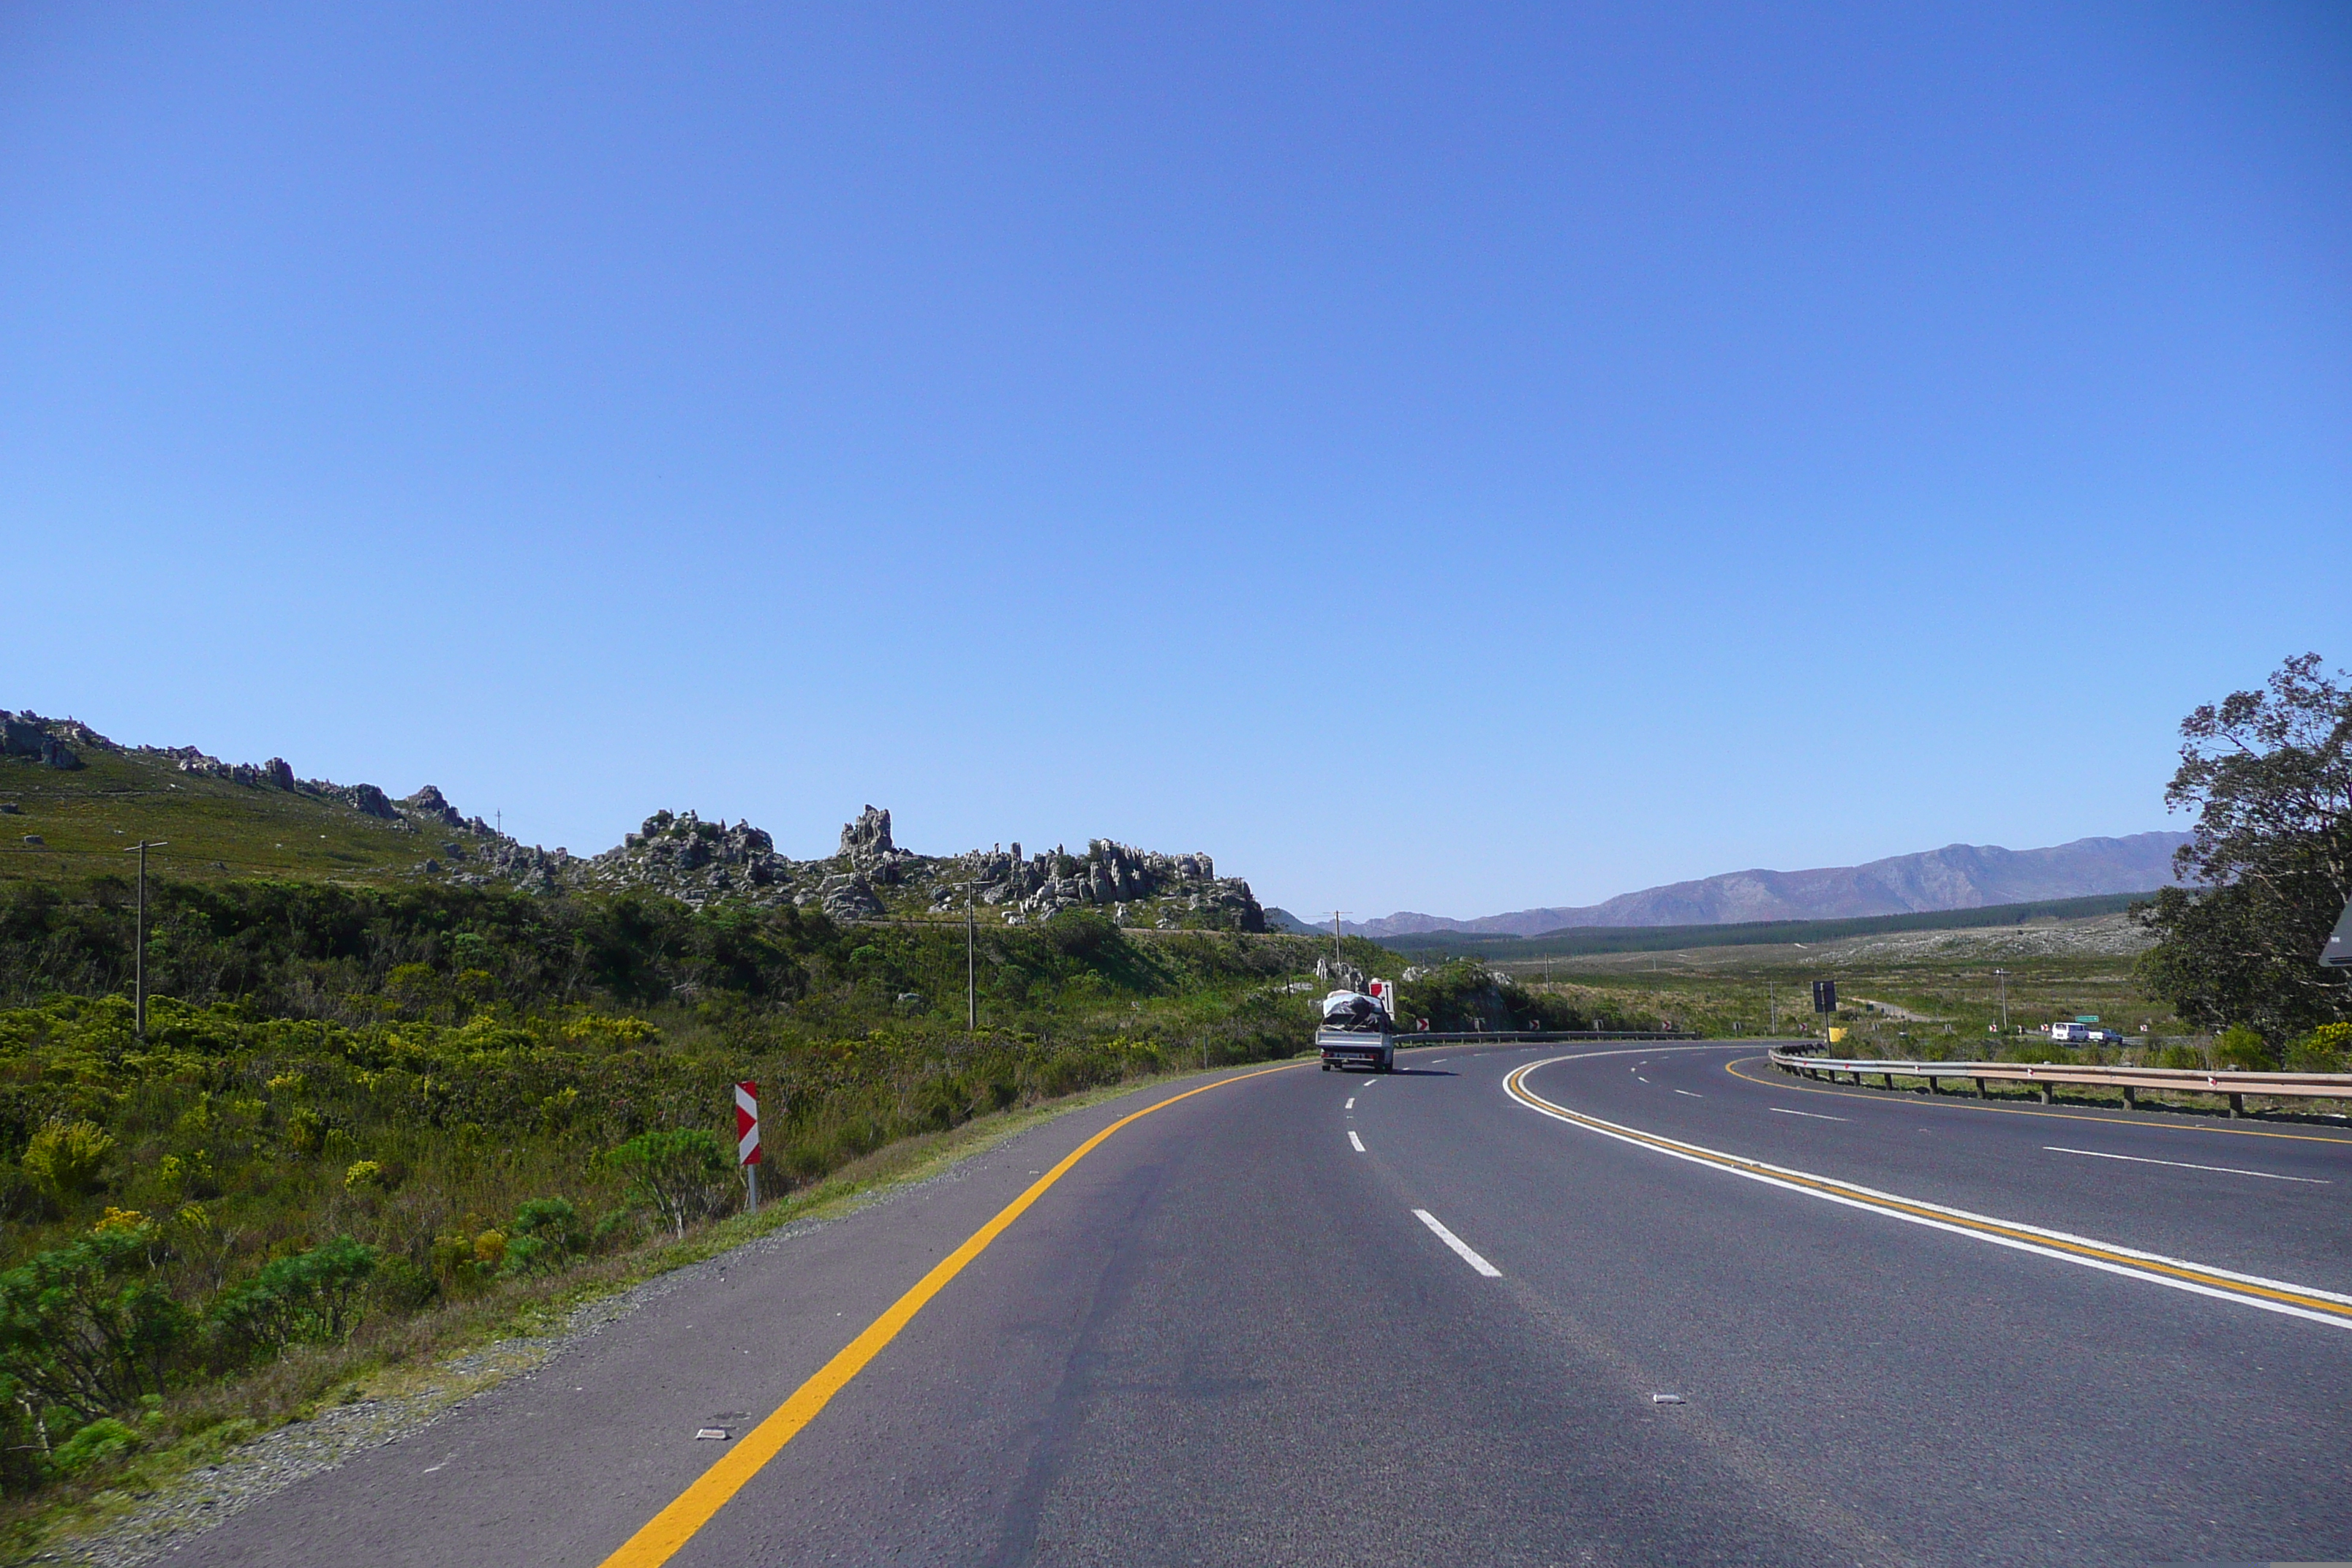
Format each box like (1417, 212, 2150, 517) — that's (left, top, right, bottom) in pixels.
(1403, 1030, 1700, 1045)
(1768, 1047, 2352, 1116)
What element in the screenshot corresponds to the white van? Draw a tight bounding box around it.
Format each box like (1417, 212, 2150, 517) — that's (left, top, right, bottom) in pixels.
(2046, 1022, 2094, 1044)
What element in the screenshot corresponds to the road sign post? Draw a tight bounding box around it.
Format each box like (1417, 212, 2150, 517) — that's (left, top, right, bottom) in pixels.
(734, 1080, 761, 1213)
(123, 840, 168, 1039)
(1811, 979, 1836, 1038)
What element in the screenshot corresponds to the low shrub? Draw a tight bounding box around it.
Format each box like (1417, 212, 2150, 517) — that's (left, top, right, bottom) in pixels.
(2214, 1025, 2277, 1072)
(48, 1415, 140, 1477)
(2284, 1022, 2352, 1072)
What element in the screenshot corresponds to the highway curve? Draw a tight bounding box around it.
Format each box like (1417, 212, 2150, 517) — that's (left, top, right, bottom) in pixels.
(163, 1043, 2352, 1567)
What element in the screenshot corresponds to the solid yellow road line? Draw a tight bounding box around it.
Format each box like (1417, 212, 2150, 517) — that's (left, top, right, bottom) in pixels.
(1722, 1055, 2352, 1147)
(597, 1061, 1302, 1568)
(1505, 1060, 2352, 1328)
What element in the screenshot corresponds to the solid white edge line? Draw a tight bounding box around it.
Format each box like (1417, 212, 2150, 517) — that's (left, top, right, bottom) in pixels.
(1413, 1208, 1502, 1276)
(1505, 1058, 2352, 1330)
(2043, 1145, 2331, 1184)
(1348, 1130, 1366, 1153)
(1770, 1107, 1847, 1121)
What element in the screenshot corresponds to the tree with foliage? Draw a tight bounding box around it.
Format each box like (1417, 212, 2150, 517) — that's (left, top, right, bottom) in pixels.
(606, 1130, 733, 1238)
(2136, 653, 2352, 1041)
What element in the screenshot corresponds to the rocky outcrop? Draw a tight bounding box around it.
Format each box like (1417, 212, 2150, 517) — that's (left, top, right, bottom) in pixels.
(945, 837, 1263, 931)
(577, 810, 794, 905)
(1, 713, 83, 770)
(316, 782, 399, 819)
(1316, 957, 1368, 993)
(400, 786, 468, 829)
(841, 805, 891, 864)
(565, 807, 1265, 930)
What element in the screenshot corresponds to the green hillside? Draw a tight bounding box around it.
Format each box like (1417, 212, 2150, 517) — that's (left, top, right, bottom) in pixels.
(2, 745, 436, 888)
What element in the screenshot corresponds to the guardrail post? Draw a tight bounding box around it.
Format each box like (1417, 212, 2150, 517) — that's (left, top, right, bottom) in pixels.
(2038, 1083, 2054, 1105)
(2228, 1092, 2244, 1118)
(1973, 1077, 1987, 1098)
(2122, 1085, 2136, 1109)
(1925, 1074, 1940, 1096)
(1881, 1071, 1896, 1090)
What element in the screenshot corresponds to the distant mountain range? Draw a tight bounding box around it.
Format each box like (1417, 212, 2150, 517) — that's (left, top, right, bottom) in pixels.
(1338, 832, 2191, 940)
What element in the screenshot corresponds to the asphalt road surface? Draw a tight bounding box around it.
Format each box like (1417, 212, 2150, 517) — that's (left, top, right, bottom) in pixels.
(167, 1043, 2352, 1567)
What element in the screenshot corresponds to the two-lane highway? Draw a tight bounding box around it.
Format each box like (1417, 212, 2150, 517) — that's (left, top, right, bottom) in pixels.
(165, 1043, 2352, 1567)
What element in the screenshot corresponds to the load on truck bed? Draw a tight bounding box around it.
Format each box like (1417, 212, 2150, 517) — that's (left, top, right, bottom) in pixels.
(1318, 985, 1396, 1073)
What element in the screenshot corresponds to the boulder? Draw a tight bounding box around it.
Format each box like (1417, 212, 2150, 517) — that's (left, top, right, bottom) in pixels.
(820, 873, 884, 922)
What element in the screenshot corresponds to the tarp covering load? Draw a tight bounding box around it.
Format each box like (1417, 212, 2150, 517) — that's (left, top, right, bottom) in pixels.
(1321, 991, 1389, 1032)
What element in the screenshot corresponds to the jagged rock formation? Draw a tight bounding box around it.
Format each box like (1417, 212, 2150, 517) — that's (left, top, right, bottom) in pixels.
(578, 808, 1264, 930)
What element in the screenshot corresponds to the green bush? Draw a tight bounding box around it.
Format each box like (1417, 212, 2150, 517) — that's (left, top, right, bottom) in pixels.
(49, 1415, 140, 1477)
(501, 1197, 587, 1276)
(2214, 1025, 2277, 1072)
(2157, 1041, 2206, 1070)
(21, 1120, 113, 1199)
(205, 1237, 378, 1363)
(0, 1224, 192, 1422)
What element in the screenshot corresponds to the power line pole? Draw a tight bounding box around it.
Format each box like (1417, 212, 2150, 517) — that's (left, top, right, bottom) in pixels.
(966, 881, 977, 1033)
(1328, 911, 1348, 969)
(125, 840, 167, 1038)
(1992, 968, 2010, 1036)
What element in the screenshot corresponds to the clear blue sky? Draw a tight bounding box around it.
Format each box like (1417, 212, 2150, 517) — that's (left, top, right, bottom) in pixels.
(4, 3, 2347, 920)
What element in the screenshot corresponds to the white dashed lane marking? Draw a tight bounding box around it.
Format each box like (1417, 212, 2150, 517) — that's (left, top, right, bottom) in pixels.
(1413, 1209, 1501, 1277)
(2044, 1146, 2329, 1184)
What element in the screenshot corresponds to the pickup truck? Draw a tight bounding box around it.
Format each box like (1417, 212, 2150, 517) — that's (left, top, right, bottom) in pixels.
(1317, 988, 1397, 1073)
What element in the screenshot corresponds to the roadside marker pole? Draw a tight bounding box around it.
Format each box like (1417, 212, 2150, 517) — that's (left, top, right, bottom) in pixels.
(735, 1081, 761, 1213)
(124, 840, 167, 1039)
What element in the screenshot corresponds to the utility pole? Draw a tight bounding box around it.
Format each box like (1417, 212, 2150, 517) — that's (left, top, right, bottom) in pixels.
(1328, 911, 1348, 968)
(966, 882, 977, 1033)
(1992, 968, 2010, 1036)
(125, 840, 167, 1038)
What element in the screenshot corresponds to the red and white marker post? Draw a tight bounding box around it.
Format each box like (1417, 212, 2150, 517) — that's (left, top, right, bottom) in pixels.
(734, 1080, 761, 1213)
